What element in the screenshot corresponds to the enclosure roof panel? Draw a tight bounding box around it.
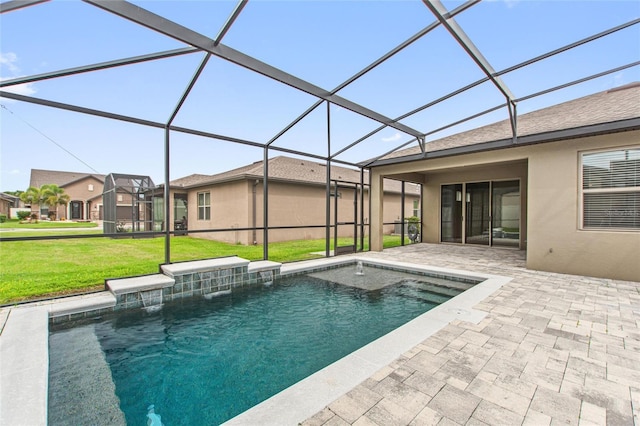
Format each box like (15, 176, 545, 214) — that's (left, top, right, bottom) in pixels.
(1, 0, 639, 192)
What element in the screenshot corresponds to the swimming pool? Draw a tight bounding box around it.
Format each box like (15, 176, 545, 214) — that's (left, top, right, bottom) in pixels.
(48, 263, 479, 425)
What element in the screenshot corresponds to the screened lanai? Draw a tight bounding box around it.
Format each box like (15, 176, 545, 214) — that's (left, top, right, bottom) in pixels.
(1, 0, 638, 268)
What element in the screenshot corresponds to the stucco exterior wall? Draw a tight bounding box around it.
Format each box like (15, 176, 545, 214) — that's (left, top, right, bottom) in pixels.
(186, 180, 250, 244)
(184, 180, 419, 245)
(247, 181, 417, 244)
(526, 131, 639, 282)
(370, 129, 640, 281)
(61, 177, 104, 220)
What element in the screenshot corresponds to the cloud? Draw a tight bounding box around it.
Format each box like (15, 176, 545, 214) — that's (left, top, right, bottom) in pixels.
(381, 132, 402, 143)
(0, 52, 20, 74)
(0, 52, 37, 97)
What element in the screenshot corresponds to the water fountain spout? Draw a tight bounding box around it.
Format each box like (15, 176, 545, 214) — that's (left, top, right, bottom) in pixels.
(355, 261, 364, 276)
(260, 270, 274, 286)
(140, 289, 163, 313)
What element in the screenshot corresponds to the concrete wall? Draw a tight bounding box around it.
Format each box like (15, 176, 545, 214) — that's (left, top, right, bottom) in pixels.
(370, 130, 640, 282)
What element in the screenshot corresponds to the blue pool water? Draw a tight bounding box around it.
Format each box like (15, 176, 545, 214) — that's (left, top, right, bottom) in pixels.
(49, 266, 473, 425)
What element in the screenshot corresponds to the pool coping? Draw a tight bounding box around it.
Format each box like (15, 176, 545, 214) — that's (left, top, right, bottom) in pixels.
(0, 255, 511, 426)
(223, 255, 512, 425)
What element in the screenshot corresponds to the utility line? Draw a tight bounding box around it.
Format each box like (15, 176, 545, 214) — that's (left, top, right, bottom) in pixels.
(1, 103, 101, 174)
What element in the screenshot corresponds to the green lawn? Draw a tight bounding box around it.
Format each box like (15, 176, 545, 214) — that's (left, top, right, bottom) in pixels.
(0, 232, 408, 304)
(0, 219, 98, 229)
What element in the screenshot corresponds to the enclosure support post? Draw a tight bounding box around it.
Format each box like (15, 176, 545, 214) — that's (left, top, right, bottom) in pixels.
(263, 146, 269, 260)
(325, 101, 331, 258)
(360, 169, 365, 252)
(401, 181, 406, 246)
(164, 126, 171, 265)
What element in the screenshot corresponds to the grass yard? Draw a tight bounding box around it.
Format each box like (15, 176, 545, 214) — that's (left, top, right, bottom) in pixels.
(0, 219, 98, 229)
(0, 234, 408, 304)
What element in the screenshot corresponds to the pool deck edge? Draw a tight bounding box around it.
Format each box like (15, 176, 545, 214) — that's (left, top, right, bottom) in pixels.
(0, 306, 49, 426)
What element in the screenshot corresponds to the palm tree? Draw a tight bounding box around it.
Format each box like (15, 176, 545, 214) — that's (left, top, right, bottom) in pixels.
(19, 186, 45, 221)
(41, 184, 70, 220)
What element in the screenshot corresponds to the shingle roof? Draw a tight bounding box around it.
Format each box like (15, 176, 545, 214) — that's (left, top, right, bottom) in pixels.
(170, 157, 363, 188)
(169, 156, 416, 193)
(29, 169, 106, 188)
(381, 82, 640, 161)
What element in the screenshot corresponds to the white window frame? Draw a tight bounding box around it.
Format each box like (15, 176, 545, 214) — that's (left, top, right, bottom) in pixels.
(579, 146, 640, 231)
(197, 191, 211, 221)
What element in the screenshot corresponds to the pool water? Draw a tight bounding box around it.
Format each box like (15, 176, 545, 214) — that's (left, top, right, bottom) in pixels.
(49, 266, 472, 425)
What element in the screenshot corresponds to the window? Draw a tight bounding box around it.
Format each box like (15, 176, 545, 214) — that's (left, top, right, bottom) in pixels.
(413, 199, 420, 218)
(88, 184, 94, 191)
(581, 147, 640, 230)
(198, 192, 210, 220)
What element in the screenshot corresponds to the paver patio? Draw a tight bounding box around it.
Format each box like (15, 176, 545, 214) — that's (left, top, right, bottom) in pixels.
(302, 243, 640, 426)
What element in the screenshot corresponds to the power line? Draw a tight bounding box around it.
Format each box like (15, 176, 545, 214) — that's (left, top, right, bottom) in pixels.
(1, 103, 101, 174)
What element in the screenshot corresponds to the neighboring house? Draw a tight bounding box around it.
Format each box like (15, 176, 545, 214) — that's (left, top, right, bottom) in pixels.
(0, 193, 19, 218)
(366, 82, 640, 282)
(28, 169, 106, 220)
(165, 156, 421, 245)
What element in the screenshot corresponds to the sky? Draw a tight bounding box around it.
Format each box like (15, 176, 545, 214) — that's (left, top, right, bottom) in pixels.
(1, 0, 639, 192)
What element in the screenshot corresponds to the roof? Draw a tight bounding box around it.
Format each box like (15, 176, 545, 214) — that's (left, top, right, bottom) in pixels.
(171, 156, 363, 188)
(376, 82, 640, 163)
(29, 169, 106, 189)
(0, 192, 19, 203)
(169, 156, 416, 193)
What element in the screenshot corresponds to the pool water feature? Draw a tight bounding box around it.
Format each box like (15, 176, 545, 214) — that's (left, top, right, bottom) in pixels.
(48, 263, 480, 425)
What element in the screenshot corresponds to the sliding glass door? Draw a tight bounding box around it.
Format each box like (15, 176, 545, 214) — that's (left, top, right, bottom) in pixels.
(441, 184, 463, 243)
(441, 180, 520, 247)
(492, 180, 520, 247)
(465, 182, 490, 245)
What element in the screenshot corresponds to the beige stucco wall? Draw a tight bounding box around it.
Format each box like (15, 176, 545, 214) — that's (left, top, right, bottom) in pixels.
(186, 180, 250, 244)
(370, 130, 640, 282)
(184, 179, 419, 245)
(63, 177, 104, 220)
(526, 132, 639, 282)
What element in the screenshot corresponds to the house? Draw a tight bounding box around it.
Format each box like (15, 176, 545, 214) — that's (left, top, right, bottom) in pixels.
(166, 156, 421, 245)
(0, 193, 20, 218)
(28, 169, 106, 220)
(366, 83, 640, 282)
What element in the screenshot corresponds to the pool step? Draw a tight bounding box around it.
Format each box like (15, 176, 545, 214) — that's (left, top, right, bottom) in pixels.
(398, 282, 460, 304)
(403, 280, 465, 298)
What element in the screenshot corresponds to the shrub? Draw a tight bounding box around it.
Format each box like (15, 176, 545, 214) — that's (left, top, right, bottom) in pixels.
(16, 211, 31, 221)
(0, 214, 6, 223)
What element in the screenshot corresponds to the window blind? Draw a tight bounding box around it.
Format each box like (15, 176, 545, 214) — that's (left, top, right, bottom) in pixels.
(582, 148, 640, 230)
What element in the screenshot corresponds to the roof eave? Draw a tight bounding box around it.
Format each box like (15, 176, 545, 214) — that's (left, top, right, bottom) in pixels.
(367, 117, 640, 168)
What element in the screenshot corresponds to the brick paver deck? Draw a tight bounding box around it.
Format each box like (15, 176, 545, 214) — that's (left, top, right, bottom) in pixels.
(302, 244, 640, 426)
